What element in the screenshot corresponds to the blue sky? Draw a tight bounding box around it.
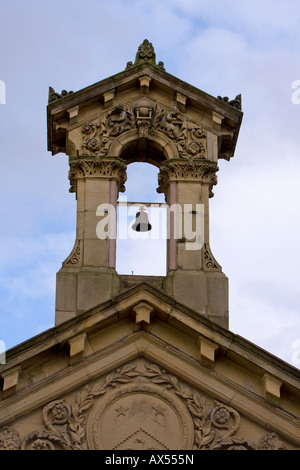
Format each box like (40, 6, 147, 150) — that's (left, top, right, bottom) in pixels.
(0, 0, 300, 367)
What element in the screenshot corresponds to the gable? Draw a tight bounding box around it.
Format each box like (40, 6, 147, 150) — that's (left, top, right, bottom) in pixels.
(0, 284, 299, 450)
(47, 41, 242, 163)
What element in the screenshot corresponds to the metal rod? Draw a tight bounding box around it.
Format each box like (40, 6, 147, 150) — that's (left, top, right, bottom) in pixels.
(117, 201, 168, 208)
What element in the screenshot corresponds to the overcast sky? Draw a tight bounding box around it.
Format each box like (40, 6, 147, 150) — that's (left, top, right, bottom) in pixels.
(0, 0, 300, 368)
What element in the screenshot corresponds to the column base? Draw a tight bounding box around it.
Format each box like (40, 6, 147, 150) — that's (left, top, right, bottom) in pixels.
(55, 267, 121, 325)
(163, 269, 229, 329)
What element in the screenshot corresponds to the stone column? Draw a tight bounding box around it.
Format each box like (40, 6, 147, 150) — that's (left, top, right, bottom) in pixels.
(159, 159, 229, 328)
(55, 157, 127, 325)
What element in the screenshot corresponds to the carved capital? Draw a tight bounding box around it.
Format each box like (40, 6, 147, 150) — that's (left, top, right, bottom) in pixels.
(68, 157, 127, 193)
(157, 159, 218, 195)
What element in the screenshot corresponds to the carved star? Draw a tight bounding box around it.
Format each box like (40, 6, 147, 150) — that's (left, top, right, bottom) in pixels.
(152, 405, 166, 417)
(115, 405, 129, 417)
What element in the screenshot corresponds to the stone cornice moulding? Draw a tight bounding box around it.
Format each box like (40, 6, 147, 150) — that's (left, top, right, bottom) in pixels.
(1, 285, 299, 402)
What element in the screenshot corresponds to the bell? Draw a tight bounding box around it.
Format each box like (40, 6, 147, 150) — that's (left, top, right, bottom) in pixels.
(132, 207, 152, 232)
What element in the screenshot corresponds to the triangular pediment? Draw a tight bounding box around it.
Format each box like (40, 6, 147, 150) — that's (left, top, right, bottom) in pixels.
(0, 283, 299, 450)
(47, 40, 242, 162)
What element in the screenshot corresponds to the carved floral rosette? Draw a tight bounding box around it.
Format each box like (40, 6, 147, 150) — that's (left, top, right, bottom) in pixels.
(0, 364, 287, 450)
(68, 157, 127, 193)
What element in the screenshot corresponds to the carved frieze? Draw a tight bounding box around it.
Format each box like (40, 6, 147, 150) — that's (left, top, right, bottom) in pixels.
(68, 157, 127, 193)
(78, 100, 207, 163)
(0, 364, 289, 450)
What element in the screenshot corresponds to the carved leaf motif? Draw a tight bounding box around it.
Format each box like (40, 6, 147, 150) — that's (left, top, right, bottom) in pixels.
(187, 402, 203, 419)
(144, 364, 161, 375)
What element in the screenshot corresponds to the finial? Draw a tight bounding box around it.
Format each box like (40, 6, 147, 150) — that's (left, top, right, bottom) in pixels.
(126, 40, 165, 71)
(48, 86, 74, 103)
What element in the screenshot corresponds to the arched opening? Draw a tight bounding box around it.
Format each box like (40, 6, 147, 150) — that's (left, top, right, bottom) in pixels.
(116, 162, 167, 276)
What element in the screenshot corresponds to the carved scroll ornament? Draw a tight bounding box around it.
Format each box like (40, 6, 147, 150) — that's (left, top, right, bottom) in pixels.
(154, 105, 207, 160)
(0, 364, 288, 450)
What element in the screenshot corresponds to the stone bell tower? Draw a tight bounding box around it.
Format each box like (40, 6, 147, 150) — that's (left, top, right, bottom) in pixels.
(47, 39, 243, 328)
(1, 40, 299, 453)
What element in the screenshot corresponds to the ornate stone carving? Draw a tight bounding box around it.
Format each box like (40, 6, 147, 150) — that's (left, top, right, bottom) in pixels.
(135, 103, 154, 138)
(86, 381, 194, 450)
(80, 105, 134, 157)
(258, 432, 287, 450)
(125, 39, 165, 70)
(135, 39, 156, 63)
(154, 105, 207, 160)
(63, 240, 81, 266)
(68, 157, 127, 193)
(217, 94, 242, 110)
(79, 100, 206, 164)
(106, 104, 134, 136)
(0, 426, 20, 450)
(21, 399, 75, 450)
(142, 365, 253, 450)
(4, 363, 288, 451)
(203, 243, 222, 272)
(48, 86, 74, 103)
(157, 159, 218, 195)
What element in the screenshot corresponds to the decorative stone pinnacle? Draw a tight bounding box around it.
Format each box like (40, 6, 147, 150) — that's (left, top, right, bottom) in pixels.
(48, 86, 74, 103)
(126, 39, 165, 71)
